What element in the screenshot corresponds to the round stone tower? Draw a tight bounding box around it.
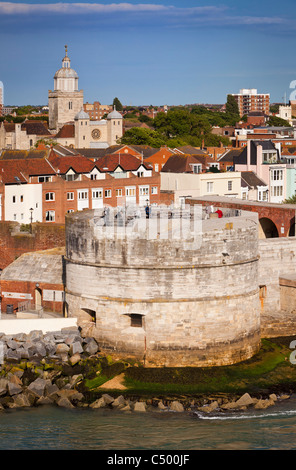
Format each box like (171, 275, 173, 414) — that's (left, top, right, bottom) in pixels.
(64, 206, 261, 367)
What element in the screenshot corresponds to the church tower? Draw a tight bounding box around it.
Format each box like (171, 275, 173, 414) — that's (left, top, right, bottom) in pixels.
(48, 46, 84, 130)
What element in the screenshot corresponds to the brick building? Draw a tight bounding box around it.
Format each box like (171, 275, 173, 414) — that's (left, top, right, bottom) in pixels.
(231, 89, 270, 117)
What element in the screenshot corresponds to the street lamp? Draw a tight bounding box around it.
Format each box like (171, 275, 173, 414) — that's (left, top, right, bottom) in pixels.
(30, 207, 33, 233)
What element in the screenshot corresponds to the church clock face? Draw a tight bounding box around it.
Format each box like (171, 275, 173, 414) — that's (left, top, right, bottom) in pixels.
(91, 129, 101, 140)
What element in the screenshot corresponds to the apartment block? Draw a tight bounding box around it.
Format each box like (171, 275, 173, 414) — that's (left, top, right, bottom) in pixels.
(231, 89, 270, 117)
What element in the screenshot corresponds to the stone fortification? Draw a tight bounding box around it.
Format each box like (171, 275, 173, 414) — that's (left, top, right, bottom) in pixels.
(64, 207, 260, 367)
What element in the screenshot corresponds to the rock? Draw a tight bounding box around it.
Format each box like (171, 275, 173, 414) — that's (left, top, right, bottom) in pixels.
(90, 397, 106, 409)
(134, 401, 146, 412)
(69, 342, 83, 356)
(158, 401, 167, 410)
(269, 394, 277, 402)
(112, 395, 126, 408)
(56, 397, 75, 409)
(56, 343, 70, 355)
(170, 401, 185, 413)
(83, 338, 99, 355)
(69, 353, 81, 366)
(36, 396, 54, 406)
(45, 383, 59, 397)
(7, 382, 23, 396)
(279, 394, 290, 400)
(27, 377, 47, 398)
(198, 400, 218, 413)
(235, 393, 254, 407)
(102, 394, 114, 405)
(13, 393, 31, 407)
(254, 399, 274, 410)
(221, 401, 238, 410)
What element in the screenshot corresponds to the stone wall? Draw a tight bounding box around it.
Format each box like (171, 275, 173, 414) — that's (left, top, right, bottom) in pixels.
(0, 222, 65, 270)
(258, 238, 296, 337)
(65, 210, 261, 367)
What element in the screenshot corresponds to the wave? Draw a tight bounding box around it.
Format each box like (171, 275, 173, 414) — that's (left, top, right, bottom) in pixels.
(193, 408, 296, 421)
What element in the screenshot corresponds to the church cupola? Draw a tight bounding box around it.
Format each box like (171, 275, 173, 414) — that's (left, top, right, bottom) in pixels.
(53, 45, 79, 92)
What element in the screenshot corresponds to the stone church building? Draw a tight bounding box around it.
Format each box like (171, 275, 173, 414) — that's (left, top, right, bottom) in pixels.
(49, 46, 123, 149)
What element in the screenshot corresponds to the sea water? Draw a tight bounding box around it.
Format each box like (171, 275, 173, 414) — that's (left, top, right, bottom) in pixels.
(1, 396, 296, 451)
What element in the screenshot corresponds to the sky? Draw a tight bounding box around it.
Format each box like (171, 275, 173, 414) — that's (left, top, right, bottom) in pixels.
(1, 0, 296, 106)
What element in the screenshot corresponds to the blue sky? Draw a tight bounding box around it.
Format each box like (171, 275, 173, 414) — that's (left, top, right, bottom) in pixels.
(1, 0, 296, 106)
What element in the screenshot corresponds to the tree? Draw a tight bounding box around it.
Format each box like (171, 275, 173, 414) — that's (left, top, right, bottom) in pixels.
(225, 95, 240, 116)
(267, 116, 291, 127)
(120, 127, 166, 147)
(112, 97, 123, 112)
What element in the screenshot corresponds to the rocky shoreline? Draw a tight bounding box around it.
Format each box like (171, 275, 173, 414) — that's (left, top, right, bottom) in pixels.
(0, 327, 293, 415)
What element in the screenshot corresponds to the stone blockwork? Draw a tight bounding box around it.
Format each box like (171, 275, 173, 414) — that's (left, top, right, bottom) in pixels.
(259, 238, 296, 337)
(65, 209, 261, 367)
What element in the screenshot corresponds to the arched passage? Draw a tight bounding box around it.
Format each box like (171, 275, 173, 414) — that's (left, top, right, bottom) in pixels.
(259, 218, 279, 238)
(289, 217, 295, 237)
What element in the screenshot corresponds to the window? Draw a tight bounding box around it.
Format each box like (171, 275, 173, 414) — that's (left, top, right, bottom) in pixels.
(78, 190, 88, 200)
(67, 192, 74, 200)
(105, 189, 111, 198)
(45, 210, 55, 222)
(155, 164, 159, 172)
(45, 192, 55, 201)
(207, 182, 213, 193)
(228, 181, 233, 191)
(271, 169, 283, 181)
(151, 186, 158, 194)
(116, 189, 122, 197)
(38, 176, 51, 183)
(69, 102, 72, 110)
(137, 171, 144, 177)
(126, 187, 136, 197)
(65, 174, 76, 181)
(92, 189, 103, 199)
(67, 209, 74, 213)
(130, 314, 143, 328)
(20, 195, 23, 202)
(12, 196, 16, 203)
(139, 186, 149, 196)
(272, 186, 283, 197)
(192, 164, 202, 174)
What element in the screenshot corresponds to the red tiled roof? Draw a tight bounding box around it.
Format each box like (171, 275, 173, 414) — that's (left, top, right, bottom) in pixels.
(55, 123, 75, 139)
(0, 159, 55, 184)
(161, 154, 209, 173)
(48, 152, 94, 174)
(94, 153, 152, 172)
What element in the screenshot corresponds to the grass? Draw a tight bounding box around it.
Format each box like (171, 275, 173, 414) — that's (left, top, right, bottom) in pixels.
(84, 337, 296, 398)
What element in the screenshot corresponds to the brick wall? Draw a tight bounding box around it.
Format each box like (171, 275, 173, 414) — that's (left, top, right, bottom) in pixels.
(0, 222, 65, 270)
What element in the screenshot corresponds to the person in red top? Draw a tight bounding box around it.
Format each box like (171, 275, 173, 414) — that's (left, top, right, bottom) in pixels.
(216, 209, 223, 218)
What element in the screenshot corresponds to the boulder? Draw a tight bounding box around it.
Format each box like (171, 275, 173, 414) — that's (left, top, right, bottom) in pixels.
(170, 401, 185, 413)
(102, 394, 114, 405)
(254, 399, 275, 410)
(69, 353, 81, 366)
(56, 343, 70, 355)
(134, 401, 146, 412)
(27, 377, 47, 398)
(112, 395, 126, 408)
(198, 400, 218, 413)
(158, 401, 167, 410)
(69, 342, 83, 356)
(7, 382, 23, 396)
(235, 393, 254, 407)
(90, 397, 106, 409)
(56, 397, 75, 409)
(13, 393, 31, 407)
(83, 338, 99, 355)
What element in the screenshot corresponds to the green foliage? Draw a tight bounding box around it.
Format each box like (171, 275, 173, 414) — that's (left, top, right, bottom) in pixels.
(113, 97, 123, 112)
(283, 195, 296, 204)
(225, 94, 240, 115)
(120, 127, 167, 147)
(267, 115, 291, 127)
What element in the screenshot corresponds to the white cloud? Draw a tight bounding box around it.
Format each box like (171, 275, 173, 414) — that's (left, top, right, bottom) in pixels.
(0, 2, 288, 28)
